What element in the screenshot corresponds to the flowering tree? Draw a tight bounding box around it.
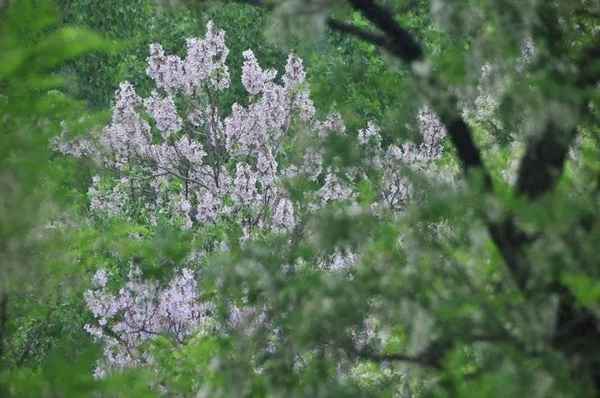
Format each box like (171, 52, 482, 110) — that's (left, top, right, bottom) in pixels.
(55, 20, 448, 380)
(58, 19, 448, 231)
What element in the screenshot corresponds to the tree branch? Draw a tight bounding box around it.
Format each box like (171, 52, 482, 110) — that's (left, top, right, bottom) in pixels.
(440, 116, 492, 188)
(516, 39, 600, 200)
(516, 124, 577, 199)
(346, 0, 423, 62)
(328, 18, 421, 63)
(328, 19, 388, 49)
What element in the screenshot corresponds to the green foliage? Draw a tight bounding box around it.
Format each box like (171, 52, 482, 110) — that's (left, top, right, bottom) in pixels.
(0, 0, 110, 290)
(56, 0, 193, 107)
(147, 335, 229, 394)
(0, 2, 158, 396)
(55, 0, 288, 110)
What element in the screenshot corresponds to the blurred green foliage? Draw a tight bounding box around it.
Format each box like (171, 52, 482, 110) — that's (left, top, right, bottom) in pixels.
(0, 1, 157, 396)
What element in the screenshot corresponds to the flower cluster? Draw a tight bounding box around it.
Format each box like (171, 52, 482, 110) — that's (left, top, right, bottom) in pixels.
(147, 21, 230, 94)
(71, 23, 324, 236)
(84, 266, 211, 377)
(355, 108, 447, 210)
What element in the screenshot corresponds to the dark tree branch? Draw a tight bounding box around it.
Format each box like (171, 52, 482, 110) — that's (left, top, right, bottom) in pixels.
(441, 116, 492, 187)
(516, 124, 577, 200)
(346, 0, 423, 62)
(516, 39, 600, 200)
(486, 221, 530, 290)
(328, 19, 391, 52)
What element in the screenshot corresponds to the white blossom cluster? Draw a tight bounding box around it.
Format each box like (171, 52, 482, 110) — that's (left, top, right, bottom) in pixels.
(84, 266, 212, 377)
